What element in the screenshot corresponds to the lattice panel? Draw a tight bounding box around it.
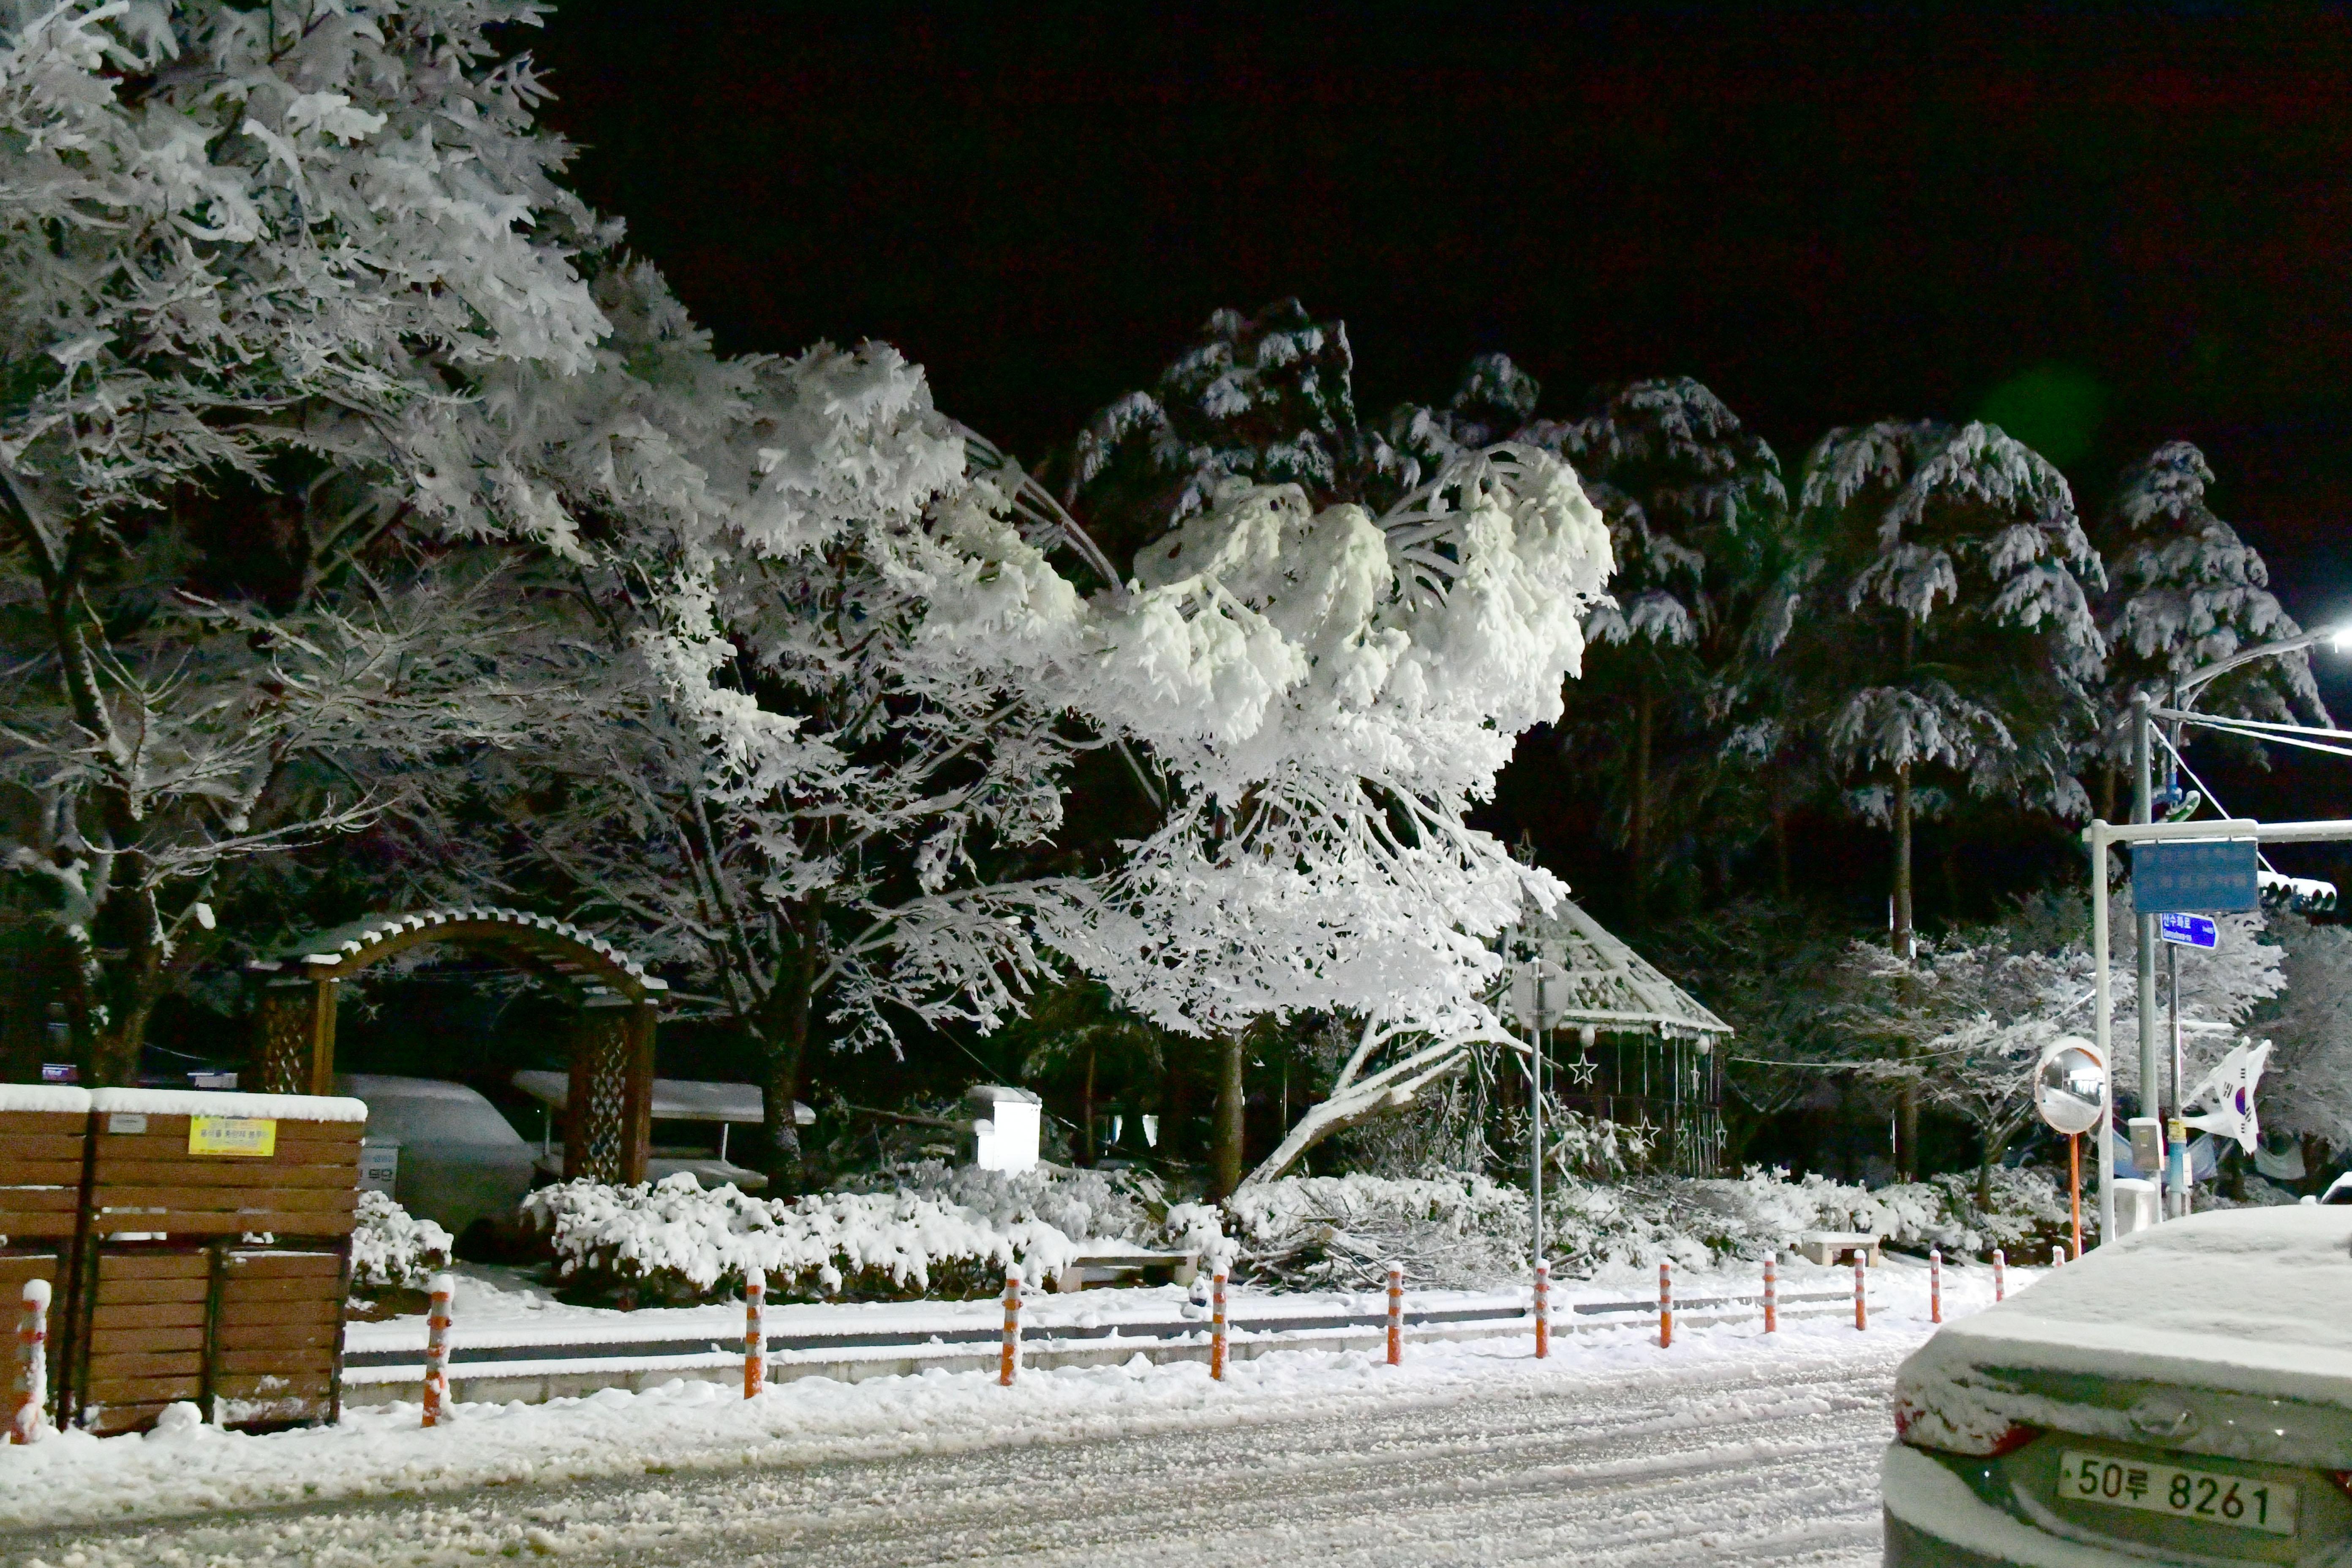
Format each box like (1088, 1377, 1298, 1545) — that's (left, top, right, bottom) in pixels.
(250, 986, 315, 1096)
(572, 1009, 633, 1185)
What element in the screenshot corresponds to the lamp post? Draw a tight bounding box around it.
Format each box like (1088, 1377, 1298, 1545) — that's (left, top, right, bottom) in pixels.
(2126, 623, 2352, 1219)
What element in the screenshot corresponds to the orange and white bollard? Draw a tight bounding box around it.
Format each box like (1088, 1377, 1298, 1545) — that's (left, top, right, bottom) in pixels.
(999, 1268, 1022, 1386)
(1853, 1255, 1867, 1331)
(1930, 1247, 1942, 1325)
(421, 1272, 454, 1426)
(1658, 1260, 1674, 1349)
(743, 1266, 767, 1399)
(1533, 1260, 1550, 1360)
(1762, 1255, 1777, 1334)
(9, 1278, 49, 1444)
(1386, 1263, 1404, 1366)
(1993, 1248, 2005, 1301)
(1209, 1270, 1228, 1381)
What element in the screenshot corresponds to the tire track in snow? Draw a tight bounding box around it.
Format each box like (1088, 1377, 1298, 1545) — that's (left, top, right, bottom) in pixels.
(5, 1347, 1905, 1567)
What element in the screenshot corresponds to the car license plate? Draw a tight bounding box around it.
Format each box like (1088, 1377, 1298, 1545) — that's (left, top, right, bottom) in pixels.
(2057, 1450, 2295, 1536)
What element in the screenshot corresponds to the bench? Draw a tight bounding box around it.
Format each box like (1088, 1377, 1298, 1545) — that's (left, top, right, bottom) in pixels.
(1051, 1247, 1201, 1293)
(1796, 1230, 1883, 1267)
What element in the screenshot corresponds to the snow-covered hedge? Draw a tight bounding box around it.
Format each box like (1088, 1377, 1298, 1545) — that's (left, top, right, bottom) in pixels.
(521, 1175, 1087, 1304)
(1228, 1166, 2080, 1288)
(349, 1192, 453, 1291)
(847, 1160, 1154, 1247)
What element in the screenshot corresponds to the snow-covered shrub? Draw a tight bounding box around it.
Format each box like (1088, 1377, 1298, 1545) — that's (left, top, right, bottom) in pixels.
(1227, 1164, 2080, 1288)
(1548, 1166, 2078, 1271)
(521, 1176, 1083, 1305)
(847, 1160, 1155, 1248)
(348, 1192, 452, 1291)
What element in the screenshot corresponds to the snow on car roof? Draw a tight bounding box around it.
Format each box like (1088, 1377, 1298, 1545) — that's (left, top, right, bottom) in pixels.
(1909, 1207, 2352, 1407)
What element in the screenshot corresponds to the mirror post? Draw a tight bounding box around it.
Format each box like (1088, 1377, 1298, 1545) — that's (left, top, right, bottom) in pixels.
(2090, 819, 2118, 1247)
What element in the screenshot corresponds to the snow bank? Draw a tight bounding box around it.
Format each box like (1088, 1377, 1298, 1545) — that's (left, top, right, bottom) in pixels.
(349, 1192, 453, 1291)
(522, 1174, 1085, 1302)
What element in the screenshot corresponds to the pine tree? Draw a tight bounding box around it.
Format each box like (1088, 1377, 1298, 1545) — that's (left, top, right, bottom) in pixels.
(2093, 441, 2326, 814)
(1786, 420, 2105, 1178)
(1517, 379, 1791, 917)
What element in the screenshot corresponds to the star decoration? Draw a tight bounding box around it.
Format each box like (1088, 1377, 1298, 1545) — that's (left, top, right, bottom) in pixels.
(1565, 1055, 1599, 1089)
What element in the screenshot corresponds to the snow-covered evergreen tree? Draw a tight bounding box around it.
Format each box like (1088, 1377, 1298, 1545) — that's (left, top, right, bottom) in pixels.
(1516, 378, 1793, 915)
(0, 0, 610, 1081)
(1789, 421, 2106, 961)
(2093, 441, 2325, 809)
(2254, 915, 2352, 1156)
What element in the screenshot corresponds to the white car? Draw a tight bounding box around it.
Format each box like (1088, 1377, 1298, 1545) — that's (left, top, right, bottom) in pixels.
(1884, 1206, 2352, 1565)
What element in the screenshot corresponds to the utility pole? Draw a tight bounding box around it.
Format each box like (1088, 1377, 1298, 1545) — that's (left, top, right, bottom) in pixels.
(2132, 692, 2161, 1213)
(1530, 948, 1546, 1272)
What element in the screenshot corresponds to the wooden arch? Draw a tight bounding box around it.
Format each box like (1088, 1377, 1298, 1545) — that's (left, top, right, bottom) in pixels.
(248, 908, 668, 1185)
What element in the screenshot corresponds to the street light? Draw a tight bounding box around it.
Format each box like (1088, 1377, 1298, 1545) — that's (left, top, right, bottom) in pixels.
(2128, 621, 2352, 1220)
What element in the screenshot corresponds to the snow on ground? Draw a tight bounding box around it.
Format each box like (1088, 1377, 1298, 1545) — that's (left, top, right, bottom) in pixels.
(0, 1253, 2018, 1565)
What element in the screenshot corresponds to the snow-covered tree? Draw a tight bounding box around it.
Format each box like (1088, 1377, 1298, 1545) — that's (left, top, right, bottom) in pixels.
(2093, 442, 2326, 812)
(1841, 888, 2282, 1198)
(1058, 299, 1380, 567)
(1516, 378, 1793, 915)
(1789, 421, 2107, 961)
(933, 428, 1616, 1195)
(0, 0, 609, 1081)
(2250, 915, 2352, 1155)
(401, 261, 1099, 1189)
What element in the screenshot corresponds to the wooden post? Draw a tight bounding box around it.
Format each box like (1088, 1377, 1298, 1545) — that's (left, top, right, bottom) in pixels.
(999, 1269, 1021, 1386)
(1386, 1264, 1403, 1366)
(9, 1279, 49, 1443)
(422, 1273, 453, 1426)
(1993, 1249, 2005, 1301)
(1209, 1270, 1228, 1381)
(1658, 1260, 1673, 1348)
(1930, 1247, 1942, 1324)
(743, 1267, 766, 1399)
(623, 1001, 658, 1187)
(1854, 1255, 1867, 1331)
(305, 972, 339, 1097)
(1533, 1260, 1549, 1360)
(1762, 1256, 1777, 1334)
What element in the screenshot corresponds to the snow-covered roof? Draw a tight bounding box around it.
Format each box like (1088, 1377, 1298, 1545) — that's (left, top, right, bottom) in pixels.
(251, 906, 667, 1000)
(1503, 897, 1732, 1042)
(510, 1071, 813, 1127)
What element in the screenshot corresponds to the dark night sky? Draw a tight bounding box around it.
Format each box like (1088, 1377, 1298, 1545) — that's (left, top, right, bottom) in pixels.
(529, 2, 2352, 883)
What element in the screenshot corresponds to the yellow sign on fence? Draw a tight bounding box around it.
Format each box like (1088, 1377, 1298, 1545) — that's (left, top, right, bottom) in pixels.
(188, 1116, 277, 1157)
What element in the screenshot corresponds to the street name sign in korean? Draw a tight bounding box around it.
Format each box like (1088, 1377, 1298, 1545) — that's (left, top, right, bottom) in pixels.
(2159, 912, 2219, 949)
(2133, 839, 2259, 914)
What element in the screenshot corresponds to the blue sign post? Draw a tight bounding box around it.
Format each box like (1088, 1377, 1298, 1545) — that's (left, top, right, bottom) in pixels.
(2158, 912, 2218, 949)
(2133, 839, 2259, 914)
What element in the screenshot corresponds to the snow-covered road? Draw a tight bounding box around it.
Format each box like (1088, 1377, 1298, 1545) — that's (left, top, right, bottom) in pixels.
(1, 1331, 1914, 1566)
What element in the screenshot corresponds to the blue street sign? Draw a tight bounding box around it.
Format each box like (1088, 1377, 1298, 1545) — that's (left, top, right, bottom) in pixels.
(2133, 838, 2260, 914)
(2159, 912, 2218, 949)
